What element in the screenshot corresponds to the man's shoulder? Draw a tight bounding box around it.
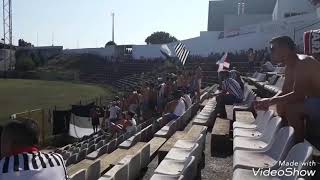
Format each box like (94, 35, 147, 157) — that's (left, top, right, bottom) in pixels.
(297, 54, 320, 68)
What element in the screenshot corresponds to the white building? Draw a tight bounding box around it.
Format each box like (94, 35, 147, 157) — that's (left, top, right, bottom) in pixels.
(65, 0, 320, 59)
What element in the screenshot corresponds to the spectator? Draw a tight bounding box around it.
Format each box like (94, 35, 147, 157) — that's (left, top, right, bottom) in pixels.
(261, 59, 276, 72)
(109, 101, 121, 123)
(162, 90, 186, 124)
(230, 68, 244, 91)
(0, 119, 67, 180)
(149, 83, 158, 113)
(90, 107, 100, 133)
(255, 36, 320, 143)
(216, 70, 244, 118)
(183, 92, 192, 109)
(248, 48, 255, 73)
(194, 68, 202, 102)
(125, 111, 137, 136)
(157, 78, 166, 114)
(141, 82, 150, 115)
(127, 91, 139, 115)
(110, 112, 127, 134)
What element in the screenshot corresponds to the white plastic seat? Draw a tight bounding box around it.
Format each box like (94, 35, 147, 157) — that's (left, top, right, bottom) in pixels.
(76, 148, 88, 163)
(174, 134, 205, 153)
(86, 159, 101, 180)
(119, 131, 141, 149)
(154, 156, 196, 180)
(165, 144, 200, 166)
(66, 154, 78, 166)
(233, 117, 282, 151)
(118, 152, 141, 180)
(233, 110, 274, 130)
(154, 120, 177, 138)
(140, 144, 150, 169)
(107, 139, 117, 153)
(233, 112, 277, 138)
(150, 174, 184, 180)
(233, 127, 295, 170)
(232, 142, 313, 180)
(70, 169, 86, 180)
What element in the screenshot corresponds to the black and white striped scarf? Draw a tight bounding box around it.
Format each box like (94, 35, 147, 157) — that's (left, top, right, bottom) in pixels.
(0, 152, 68, 180)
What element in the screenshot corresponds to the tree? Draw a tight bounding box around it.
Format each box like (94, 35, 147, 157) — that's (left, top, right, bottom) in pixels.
(18, 39, 33, 47)
(15, 56, 36, 71)
(105, 41, 116, 47)
(145, 31, 178, 45)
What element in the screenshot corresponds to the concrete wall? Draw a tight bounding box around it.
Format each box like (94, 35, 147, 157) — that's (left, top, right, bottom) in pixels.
(208, 0, 276, 31)
(132, 44, 163, 59)
(63, 46, 116, 57)
(224, 14, 272, 31)
(0, 49, 15, 71)
(273, 0, 316, 20)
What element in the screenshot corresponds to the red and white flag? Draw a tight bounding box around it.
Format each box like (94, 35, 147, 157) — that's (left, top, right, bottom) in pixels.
(216, 52, 230, 72)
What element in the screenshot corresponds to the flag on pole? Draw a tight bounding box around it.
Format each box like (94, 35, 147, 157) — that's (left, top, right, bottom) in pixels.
(160, 44, 173, 59)
(174, 42, 190, 65)
(216, 52, 230, 72)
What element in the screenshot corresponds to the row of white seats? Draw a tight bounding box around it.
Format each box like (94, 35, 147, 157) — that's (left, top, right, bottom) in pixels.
(98, 144, 150, 180)
(151, 130, 206, 180)
(232, 110, 313, 180)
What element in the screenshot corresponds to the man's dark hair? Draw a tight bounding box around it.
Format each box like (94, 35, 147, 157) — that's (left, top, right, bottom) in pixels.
(270, 36, 296, 50)
(172, 90, 183, 99)
(3, 119, 39, 147)
(219, 70, 230, 79)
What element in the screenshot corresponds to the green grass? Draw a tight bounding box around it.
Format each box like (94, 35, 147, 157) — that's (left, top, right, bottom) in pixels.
(0, 79, 113, 124)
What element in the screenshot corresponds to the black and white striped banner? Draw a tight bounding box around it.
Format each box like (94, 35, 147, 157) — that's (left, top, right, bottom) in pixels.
(174, 42, 190, 65)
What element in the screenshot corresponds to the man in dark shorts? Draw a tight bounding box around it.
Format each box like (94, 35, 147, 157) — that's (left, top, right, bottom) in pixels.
(90, 107, 100, 133)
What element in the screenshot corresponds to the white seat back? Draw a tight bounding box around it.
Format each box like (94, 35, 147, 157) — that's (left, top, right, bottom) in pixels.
(86, 159, 101, 180)
(70, 169, 86, 180)
(260, 117, 282, 143)
(140, 144, 150, 169)
(275, 76, 285, 89)
(266, 127, 295, 164)
(278, 143, 313, 180)
(256, 110, 275, 131)
(180, 156, 197, 180)
(127, 152, 141, 180)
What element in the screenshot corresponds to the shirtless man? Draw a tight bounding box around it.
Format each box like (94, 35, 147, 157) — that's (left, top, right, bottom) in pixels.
(127, 91, 140, 114)
(254, 36, 320, 143)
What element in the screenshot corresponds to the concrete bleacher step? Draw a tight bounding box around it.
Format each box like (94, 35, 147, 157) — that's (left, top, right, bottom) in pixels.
(70, 169, 86, 180)
(210, 117, 232, 156)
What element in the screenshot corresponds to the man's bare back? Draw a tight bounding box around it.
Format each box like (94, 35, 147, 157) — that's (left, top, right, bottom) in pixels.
(292, 55, 320, 100)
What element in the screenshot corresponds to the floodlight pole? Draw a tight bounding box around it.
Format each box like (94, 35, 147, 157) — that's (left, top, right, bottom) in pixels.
(3, 0, 13, 75)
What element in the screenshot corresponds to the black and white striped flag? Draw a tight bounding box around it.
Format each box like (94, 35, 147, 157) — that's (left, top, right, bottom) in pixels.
(174, 42, 190, 65)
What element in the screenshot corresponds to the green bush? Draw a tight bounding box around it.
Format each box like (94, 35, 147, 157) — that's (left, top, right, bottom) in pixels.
(15, 56, 36, 71)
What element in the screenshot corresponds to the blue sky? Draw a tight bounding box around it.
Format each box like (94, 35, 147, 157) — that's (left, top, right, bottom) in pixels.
(2, 0, 209, 49)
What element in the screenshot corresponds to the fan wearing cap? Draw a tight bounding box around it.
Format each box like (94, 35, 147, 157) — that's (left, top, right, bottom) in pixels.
(255, 35, 320, 143)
